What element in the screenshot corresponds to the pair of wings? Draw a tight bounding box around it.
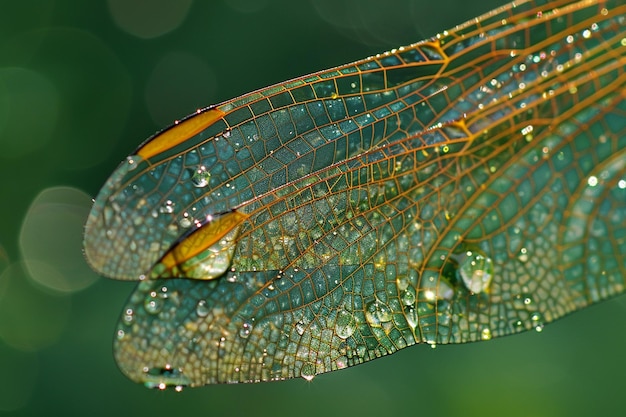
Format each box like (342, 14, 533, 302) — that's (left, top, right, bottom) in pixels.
(84, 0, 626, 387)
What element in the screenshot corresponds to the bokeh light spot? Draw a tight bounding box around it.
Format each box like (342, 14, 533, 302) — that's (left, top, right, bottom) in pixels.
(0, 262, 71, 351)
(0, 67, 59, 158)
(222, 0, 269, 13)
(4, 28, 132, 170)
(19, 186, 99, 294)
(311, 0, 421, 47)
(108, 0, 194, 39)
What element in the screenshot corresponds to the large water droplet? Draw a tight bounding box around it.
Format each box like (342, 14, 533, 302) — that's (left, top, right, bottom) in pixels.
(143, 365, 190, 390)
(300, 363, 316, 381)
(335, 310, 356, 339)
(365, 300, 392, 327)
(456, 248, 494, 293)
(191, 166, 211, 187)
(405, 306, 418, 328)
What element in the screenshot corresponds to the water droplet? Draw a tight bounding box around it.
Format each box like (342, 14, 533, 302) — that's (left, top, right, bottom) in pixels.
(143, 365, 190, 390)
(295, 319, 307, 335)
(405, 306, 418, 328)
(179, 215, 192, 228)
(126, 155, 141, 171)
(144, 291, 164, 314)
(481, 328, 492, 340)
(159, 200, 175, 214)
(239, 321, 253, 338)
(401, 287, 416, 306)
(335, 356, 348, 369)
(191, 166, 211, 187)
(300, 363, 316, 381)
(365, 300, 392, 327)
(531, 312, 544, 332)
(123, 308, 134, 325)
(196, 299, 209, 317)
(335, 310, 356, 339)
(456, 248, 494, 293)
(355, 345, 367, 358)
(518, 247, 528, 262)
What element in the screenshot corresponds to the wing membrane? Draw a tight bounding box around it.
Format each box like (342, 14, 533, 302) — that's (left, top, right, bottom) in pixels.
(82, 0, 626, 387)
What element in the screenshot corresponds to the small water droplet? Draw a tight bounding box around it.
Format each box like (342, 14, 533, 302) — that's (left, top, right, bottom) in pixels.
(239, 321, 253, 338)
(481, 328, 492, 340)
(518, 247, 528, 262)
(396, 276, 411, 291)
(531, 312, 544, 332)
(295, 319, 307, 335)
(179, 215, 192, 228)
(300, 363, 316, 381)
(335, 310, 356, 339)
(356, 345, 367, 358)
(159, 200, 175, 214)
(144, 291, 164, 314)
(365, 300, 392, 327)
(126, 155, 140, 171)
(196, 300, 209, 317)
(123, 308, 134, 325)
(401, 287, 416, 306)
(335, 356, 348, 369)
(191, 166, 211, 187)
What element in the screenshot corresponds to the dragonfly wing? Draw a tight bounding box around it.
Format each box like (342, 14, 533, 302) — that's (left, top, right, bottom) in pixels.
(84, 0, 626, 386)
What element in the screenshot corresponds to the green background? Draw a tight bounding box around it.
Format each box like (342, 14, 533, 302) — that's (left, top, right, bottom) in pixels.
(1, 1, 625, 416)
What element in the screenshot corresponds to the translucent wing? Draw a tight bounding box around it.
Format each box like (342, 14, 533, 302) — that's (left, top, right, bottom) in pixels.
(83, 0, 626, 387)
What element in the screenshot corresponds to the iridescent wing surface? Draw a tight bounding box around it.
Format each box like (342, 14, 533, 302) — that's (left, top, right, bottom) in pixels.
(83, 0, 626, 387)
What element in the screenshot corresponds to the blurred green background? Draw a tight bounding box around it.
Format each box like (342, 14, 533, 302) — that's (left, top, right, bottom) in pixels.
(1, 0, 625, 416)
